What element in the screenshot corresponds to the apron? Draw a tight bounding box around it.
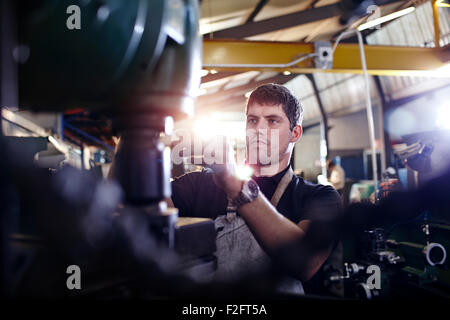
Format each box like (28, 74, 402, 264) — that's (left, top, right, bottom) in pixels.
(213, 168, 305, 295)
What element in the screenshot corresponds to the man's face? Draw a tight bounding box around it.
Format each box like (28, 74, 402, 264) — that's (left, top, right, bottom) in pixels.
(245, 103, 296, 167)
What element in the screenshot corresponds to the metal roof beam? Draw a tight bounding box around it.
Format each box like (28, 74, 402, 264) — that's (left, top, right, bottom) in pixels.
(203, 3, 343, 39)
(197, 73, 297, 109)
(245, 0, 269, 23)
(201, 71, 241, 84)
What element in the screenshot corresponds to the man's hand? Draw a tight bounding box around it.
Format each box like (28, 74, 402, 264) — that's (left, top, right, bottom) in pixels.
(212, 168, 243, 199)
(204, 136, 243, 199)
(173, 134, 245, 199)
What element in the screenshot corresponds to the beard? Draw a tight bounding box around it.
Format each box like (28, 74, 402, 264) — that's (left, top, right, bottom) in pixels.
(247, 140, 278, 166)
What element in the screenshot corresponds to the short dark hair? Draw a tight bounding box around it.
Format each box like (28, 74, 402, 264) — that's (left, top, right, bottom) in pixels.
(246, 83, 303, 130)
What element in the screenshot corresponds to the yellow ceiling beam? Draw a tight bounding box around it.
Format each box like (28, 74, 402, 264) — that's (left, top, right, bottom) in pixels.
(202, 39, 450, 77)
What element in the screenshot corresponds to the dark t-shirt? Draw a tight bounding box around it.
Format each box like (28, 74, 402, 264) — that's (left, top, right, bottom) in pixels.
(171, 166, 342, 225)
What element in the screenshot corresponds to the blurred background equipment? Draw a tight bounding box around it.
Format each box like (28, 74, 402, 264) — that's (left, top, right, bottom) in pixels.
(322, 130, 450, 299)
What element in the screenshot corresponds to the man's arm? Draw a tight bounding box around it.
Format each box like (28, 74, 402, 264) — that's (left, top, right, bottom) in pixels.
(218, 173, 339, 282)
(235, 190, 335, 281)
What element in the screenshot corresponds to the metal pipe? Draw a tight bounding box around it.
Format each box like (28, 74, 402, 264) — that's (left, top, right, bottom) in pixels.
(330, 29, 378, 186)
(356, 30, 378, 189)
(432, 0, 441, 48)
(203, 53, 317, 69)
(363, 30, 387, 173)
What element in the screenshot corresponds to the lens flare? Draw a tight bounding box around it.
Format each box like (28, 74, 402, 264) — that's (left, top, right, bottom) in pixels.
(235, 165, 254, 181)
(436, 106, 450, 130)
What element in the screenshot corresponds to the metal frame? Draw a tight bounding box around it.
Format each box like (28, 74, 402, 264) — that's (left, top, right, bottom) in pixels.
(197, 73, 297, 109)
(202, 0, 407, 40)
(201, 71, 241, 84)
(306, 74, 329, 153)
(245, 0, 269, 24)
(203, 39, 450, 76)
(432, 0, 441, 47)
(306, 74, 329, 178)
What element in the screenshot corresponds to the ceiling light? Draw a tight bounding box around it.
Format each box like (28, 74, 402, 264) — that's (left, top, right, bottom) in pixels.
(436, 0, 450, 8)
(357, 7, 415, 31)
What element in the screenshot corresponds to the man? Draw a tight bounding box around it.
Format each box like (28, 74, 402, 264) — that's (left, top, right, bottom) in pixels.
(171, 84, 342, 294)
(327, 160, 346, 195)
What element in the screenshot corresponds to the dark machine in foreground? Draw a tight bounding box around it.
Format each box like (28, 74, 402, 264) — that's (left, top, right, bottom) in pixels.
(1, 0, 223, 299)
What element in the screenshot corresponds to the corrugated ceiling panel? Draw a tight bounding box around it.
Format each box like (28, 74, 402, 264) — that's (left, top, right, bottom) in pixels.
(253, 0, 312, 22)
(283, 75, 320, 121)
(199, 0, 258, 34)
(366, 2, 450, 100)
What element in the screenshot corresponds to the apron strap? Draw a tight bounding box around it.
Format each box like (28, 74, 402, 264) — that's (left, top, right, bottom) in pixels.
(270, 167, 294, 207)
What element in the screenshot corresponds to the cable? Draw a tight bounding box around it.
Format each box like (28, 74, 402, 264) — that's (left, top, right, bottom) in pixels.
(330, 29, 378, 188)
(331, 30, 357, 56)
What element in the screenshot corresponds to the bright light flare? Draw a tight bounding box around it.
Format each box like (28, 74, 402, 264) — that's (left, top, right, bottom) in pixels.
(193, 118, 214, 140)
(436, 106, 450, 130)
(432, 63, 450, 77)
(196, 88, 207, 96)
(436, 0, 450, 8)
(194, 118, 246, 141)
(317, 174, 330, 185)
(357, 7, 415, 31)
(235, 165, 254, 181)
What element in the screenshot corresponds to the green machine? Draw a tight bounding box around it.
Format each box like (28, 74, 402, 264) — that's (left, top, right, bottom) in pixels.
(19, 0, 201, 117)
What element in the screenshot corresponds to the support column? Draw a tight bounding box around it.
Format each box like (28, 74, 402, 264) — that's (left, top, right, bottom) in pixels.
(432, 0, 441, 48)
(306, 74, 329, 178)
(373, 76, 389, 173)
